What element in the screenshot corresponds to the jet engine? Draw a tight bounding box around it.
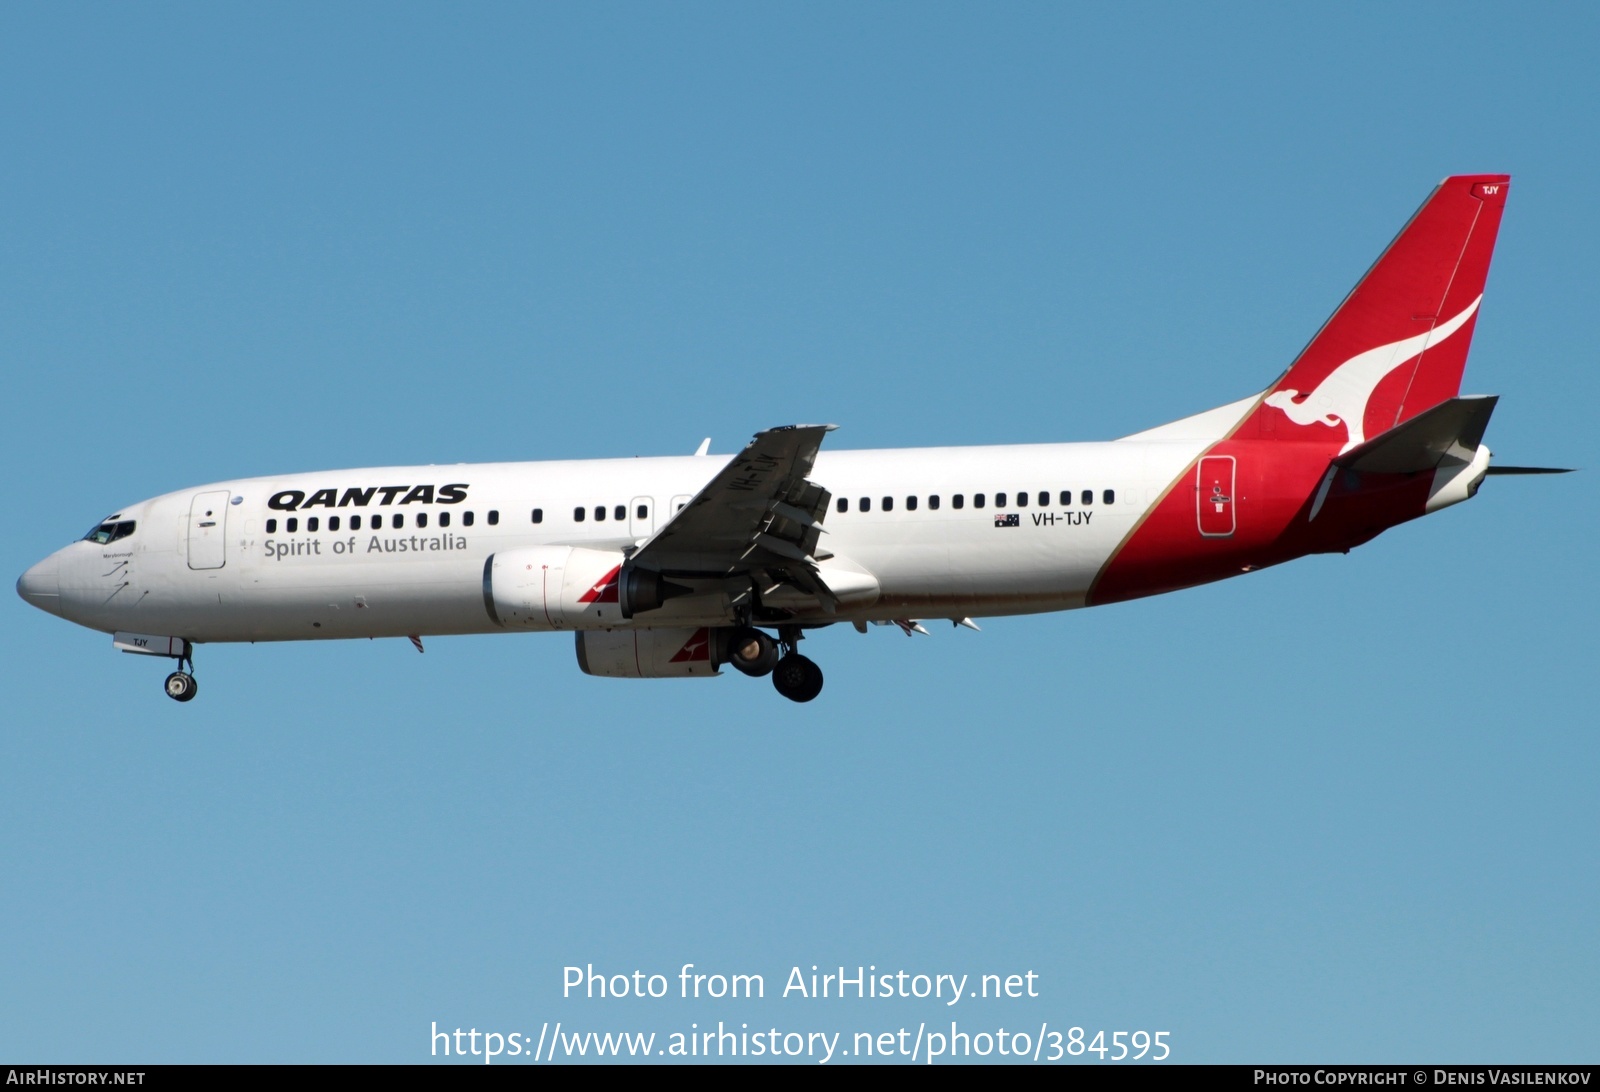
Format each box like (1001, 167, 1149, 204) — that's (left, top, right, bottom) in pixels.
(482, 547, 680, 629)
(484, 546, 698, 629)
(575, 627, 721, 678)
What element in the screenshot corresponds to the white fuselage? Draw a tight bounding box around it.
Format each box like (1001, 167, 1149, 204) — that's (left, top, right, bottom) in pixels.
(31, 439, 1212, 645)
(15, 176, 1519, 702)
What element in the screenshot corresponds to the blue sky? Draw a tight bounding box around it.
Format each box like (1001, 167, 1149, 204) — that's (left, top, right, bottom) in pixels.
(2, 2, 1595, 1063)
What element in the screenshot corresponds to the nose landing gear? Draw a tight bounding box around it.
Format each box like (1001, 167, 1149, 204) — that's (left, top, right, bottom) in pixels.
(163, 643, 197, 703)
(164, 671, 198, 702)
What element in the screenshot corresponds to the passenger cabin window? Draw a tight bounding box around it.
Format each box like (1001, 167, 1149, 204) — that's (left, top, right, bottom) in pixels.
(1103, 489, 1115, 505)
(613, 505, 624, 522)
(635, 504, 647, 520)
(307, 516, 319, 532)
(329, 516, 340, 532)
(906, 496, 918, 511)
(532, 509, 543, 524)
(439, 511, 451, 527)
(488, 510, 499, 526)
(996, 492, 1007, 507)
(1081, 490, 1093, 505)
(1038, 491, 1049, 506)
(463, 511, 475, 527)
(1060, 491, 1072, 506)
(265, 519, 277, 534)
(1016, 492, 1027, 507)
(594, 506, 605, 522)
(287, 518, 299, 533)
(953, 494, 964, 509)
(416, 512, 428, 528)
(860, 497, 871, 512)
(392, 514, 404, 529)
(574, 507, 586, 522)
(837, 497, 848, 513)
(882, 497, 893, 512)
(350, 515, 362, 530)
(929, 495, 940, 510)
(974, 494, 986, 509)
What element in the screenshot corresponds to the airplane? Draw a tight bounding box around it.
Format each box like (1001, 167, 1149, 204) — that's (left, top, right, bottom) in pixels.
(16, 174, 1569, 704)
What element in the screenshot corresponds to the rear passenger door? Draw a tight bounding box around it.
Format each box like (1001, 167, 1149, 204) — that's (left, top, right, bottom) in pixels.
(1196, 456, 1236, 537)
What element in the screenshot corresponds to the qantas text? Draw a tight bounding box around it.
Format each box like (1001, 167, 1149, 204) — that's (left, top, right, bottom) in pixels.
(267, 484, 469, 511)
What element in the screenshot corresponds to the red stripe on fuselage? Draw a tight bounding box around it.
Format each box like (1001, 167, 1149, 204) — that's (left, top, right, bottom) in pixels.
(1089, 437, 1436, 606)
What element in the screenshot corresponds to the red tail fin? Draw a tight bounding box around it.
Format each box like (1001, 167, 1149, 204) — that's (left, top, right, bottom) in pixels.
(1247, 174, 1508, 451)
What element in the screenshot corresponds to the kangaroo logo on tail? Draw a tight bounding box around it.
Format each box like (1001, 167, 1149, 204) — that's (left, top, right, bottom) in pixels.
(1264, 295, 1481, 452)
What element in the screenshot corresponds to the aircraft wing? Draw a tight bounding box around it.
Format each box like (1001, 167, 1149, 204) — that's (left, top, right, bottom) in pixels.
(630, 424, 840, 607)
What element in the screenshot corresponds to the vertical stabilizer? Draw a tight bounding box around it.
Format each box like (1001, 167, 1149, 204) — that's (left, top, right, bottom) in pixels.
(1246, 174, 1509, 451)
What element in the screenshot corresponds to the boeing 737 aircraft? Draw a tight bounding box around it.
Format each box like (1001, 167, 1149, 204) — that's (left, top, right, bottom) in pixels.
(17, 174, 1565, 703)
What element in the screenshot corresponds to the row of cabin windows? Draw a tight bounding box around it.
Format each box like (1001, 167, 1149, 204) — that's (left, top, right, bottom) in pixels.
(836, 489, 1114, 514)
(528, 492, 1117, 523)
(265, 510, 498, 534)
(529, 502, 699, 526)
(264, 493, 1118, 534)
(559, 504, 650, 524)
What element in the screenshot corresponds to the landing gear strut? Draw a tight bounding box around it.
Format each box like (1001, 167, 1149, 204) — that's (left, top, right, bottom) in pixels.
(770, 625, 824, 703)
(163, 644, 197, 703)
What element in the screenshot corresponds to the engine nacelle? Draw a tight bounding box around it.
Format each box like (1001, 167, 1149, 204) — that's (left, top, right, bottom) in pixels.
(484, 547, 699, 629)
(575, 627, 721, 678)
(484, 546, 623, 629)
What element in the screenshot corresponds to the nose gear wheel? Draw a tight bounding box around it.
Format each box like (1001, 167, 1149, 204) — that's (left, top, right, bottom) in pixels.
(164, 671, 198, 702)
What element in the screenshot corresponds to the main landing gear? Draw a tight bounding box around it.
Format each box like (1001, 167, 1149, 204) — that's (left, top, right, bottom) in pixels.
(771, 652, 823, 703)
(722, 624, 825, 702)
(163, 644, 198, 703)
(725, 627, 781, 677)
(768, 625, 825, 703)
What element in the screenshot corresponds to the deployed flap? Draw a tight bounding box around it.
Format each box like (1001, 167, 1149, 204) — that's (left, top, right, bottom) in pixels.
(633, 424, 836, 575)
(1333, 395, 1497, 474)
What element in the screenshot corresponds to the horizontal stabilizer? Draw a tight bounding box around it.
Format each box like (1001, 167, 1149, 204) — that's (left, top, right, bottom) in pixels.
(1485, 465, 1575, 475)
(1333, 395, 1497, 474)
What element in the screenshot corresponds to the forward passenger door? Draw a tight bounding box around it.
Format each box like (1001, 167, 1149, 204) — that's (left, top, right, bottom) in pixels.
(187, 490, 231, 569)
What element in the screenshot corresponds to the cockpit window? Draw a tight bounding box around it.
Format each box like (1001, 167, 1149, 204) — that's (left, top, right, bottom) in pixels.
(83, 520, 136, 545)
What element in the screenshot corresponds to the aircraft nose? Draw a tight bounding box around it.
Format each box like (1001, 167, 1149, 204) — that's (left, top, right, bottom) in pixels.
(17, 554, 62, 616)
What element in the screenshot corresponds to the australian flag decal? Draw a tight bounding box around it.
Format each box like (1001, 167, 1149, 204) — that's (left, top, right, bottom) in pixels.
(994, 513, 1020, 528)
